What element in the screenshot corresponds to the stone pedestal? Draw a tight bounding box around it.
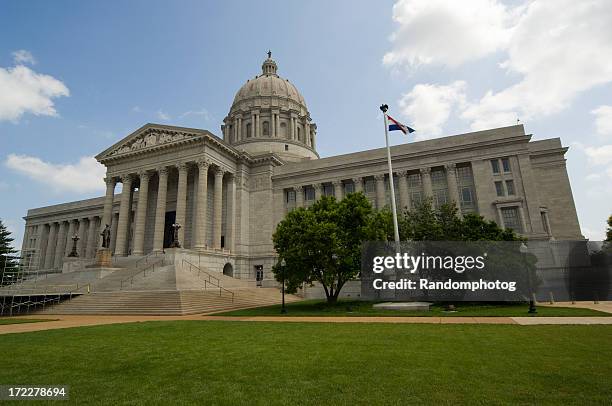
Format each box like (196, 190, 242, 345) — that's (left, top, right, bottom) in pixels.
(93, 248, 112, 267)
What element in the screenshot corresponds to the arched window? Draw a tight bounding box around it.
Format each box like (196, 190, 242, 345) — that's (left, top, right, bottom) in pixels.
(280, 122, 287, 138)
(246, 123, 252, 138)
(262, 121, 270, 136)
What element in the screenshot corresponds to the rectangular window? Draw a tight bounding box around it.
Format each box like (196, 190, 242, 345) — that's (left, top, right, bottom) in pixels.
(407, 173, 421, 188)
(495, 181, 504, 197)
(505, 180, 515, 195)
(433, 189, 448, 208)
(344, 182, 355, 194)
(456, 166, 473, 183)
(410, 191, 422, 206)
(502, 157, 511, 172)
(491, 159, 500, 174)
(305, 187, 315, 201)
(461, 187, 473, 203)
(323, 184, 334, 196)
(541, 211, 550, 235)
(430, 169, 446, 186)
(501, 207, 522, 233)
(286, 190, 296, 203)
(364, 178, 376, 194)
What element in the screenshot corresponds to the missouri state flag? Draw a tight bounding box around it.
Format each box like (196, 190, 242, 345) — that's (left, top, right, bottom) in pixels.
(388, 115, 415, 135)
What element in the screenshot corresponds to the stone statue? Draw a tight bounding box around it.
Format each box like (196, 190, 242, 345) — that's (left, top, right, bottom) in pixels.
(101, 224, 111, 249)
(170, 223, 181, 248)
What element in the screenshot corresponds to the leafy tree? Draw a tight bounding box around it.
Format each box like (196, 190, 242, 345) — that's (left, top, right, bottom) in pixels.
(0, 219, 19, 286)
(272, 193, 379, 303)
(606, 214, 612, 243)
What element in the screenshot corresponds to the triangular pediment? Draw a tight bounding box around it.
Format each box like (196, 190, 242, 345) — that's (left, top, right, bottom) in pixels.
(96, 123, 213, 162)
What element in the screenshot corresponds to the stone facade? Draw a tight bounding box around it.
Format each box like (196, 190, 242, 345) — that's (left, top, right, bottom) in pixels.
(20, 54, 583, 283)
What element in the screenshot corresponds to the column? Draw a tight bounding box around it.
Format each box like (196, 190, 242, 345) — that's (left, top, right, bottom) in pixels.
(295, 185, 304, 208)
(132, 171, 150, 256)
(176, 163, 188, 245)
(35, 224, 48, 269)
(256, 114, 260, 138)
(213, 168, 224, 249)
(86, 216, 97, 258)
(398, 171, 409, 211)
(275, 113, 280, 138)
(271, 114, 276, 138)
(54, 221, 67, 269)
(251, 113, 256, 138)
(114, 174, 133, 256)
(64, 220, 76, 257)
(353, 177, 363, 193)
(101, 176, 116, 236)
(110, 213, 119, 253)
(226, 174, 236, 252)
(44, 222, 58, 269)
(238, 117, 242, 141)
(153, 167, 169, 252)
(195, 160, 209, 249)
(420, 168, 433, 199)
(290, 117, 295, 140)
(76, 219, 87, 257)
(305, 122, 311, 146)
(313, 184, 322, 201)
(445, 164, 462, 215)
(333, 180, 343, 200)
(375, 174, 386, 209)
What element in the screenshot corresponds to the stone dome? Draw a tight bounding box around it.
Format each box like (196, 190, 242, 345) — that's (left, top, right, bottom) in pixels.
(222, 52, 318, 162)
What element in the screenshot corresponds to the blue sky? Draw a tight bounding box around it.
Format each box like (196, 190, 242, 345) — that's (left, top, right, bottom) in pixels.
(1, 0, 611, 249)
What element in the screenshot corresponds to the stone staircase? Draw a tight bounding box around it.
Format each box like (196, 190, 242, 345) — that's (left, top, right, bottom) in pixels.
(36, 288, 301, 315)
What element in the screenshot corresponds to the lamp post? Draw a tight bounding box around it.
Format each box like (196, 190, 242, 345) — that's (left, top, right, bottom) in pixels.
(68, 234, 79, 257)
(280, 258, 287, 314)
(520, 242, 537, 314)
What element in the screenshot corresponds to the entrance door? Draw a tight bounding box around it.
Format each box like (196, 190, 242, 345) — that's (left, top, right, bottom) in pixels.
(163, 211, 176, 248)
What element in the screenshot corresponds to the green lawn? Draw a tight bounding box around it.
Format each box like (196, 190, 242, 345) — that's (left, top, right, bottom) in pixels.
(0, 321, 610, 404)
(218, 300, 609, 317)
(0, 318, 53, 325)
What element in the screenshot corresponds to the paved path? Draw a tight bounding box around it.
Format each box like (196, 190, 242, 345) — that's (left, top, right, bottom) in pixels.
(1, 314, 612, 335)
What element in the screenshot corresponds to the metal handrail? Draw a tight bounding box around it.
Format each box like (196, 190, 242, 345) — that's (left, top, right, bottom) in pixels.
(135, 251, 164, 269)
(181, 259, 234, 302)
(119, 257, 166, 290)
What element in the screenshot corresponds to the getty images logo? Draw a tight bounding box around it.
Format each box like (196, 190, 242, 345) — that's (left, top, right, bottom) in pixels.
(372, 252, 488, 274)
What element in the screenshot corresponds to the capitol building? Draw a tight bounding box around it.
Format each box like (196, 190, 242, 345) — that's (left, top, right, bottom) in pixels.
(19, 54, 583, 286)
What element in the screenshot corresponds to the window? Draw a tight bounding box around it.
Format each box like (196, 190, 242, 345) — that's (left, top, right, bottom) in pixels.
(246, 123, 252, 138)
(495, 181, 504, 197)
(262, 121, 270, 136)
(541, 211, 551, 235)
(286, 190, 296, 203)
(407, 173, 421, 188)
(461, 187, 474, 204)
(284, 144, 289, 151)
(433, 189, 448, 208)
(410, 191, 422, 206)
(491, 159, 500, 174)
(430, 169, 446, 186)
(280, 122, 287, 138)
(501, 207, 522, 233)
(344, 182, 355, 194)
(304, 187, 315, 201)
(457, 166, 473, 182)
(505, 180, 515, 195)
(297, 127, 301, 141)
(502, 157, 511, 172)
(323, 184, 334, 196)
(364, 178, 376, 193)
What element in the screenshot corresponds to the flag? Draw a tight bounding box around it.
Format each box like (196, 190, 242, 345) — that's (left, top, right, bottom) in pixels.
(387, 115, 415, 134)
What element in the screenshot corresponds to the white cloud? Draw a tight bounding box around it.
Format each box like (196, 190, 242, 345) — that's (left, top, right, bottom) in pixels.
(583, 144, 612, 166)
(386, 0, 612, 130)
(179, 108, 212, 121)
(0, 64, 69, 122)
(383, 0, 516, 69)
(156, 110, 170, 121)
(5, 154, 106, 194)
(463, 0, 612, 130)
(12, 49, 36, 65)
(592, 105, 612, 138)
(398, 81, 466, 138)
(131, 105, 142, 113)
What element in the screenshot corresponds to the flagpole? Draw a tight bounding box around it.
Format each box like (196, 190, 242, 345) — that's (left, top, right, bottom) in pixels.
(380, 104, 401, 247)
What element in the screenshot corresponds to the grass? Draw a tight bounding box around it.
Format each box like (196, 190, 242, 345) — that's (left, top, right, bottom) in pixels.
(0, 318, 54, 325)
(0, 321, 610, 404)
(217, 300, 610, 317)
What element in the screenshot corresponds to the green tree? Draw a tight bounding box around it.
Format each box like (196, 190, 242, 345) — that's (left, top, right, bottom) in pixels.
(272, 193, 379, 304)
(0, 219, 19, 286)
(606, 214, 612, 242)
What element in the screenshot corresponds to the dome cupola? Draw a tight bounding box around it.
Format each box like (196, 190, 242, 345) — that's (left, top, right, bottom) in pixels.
(222, 52, 318, 162)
